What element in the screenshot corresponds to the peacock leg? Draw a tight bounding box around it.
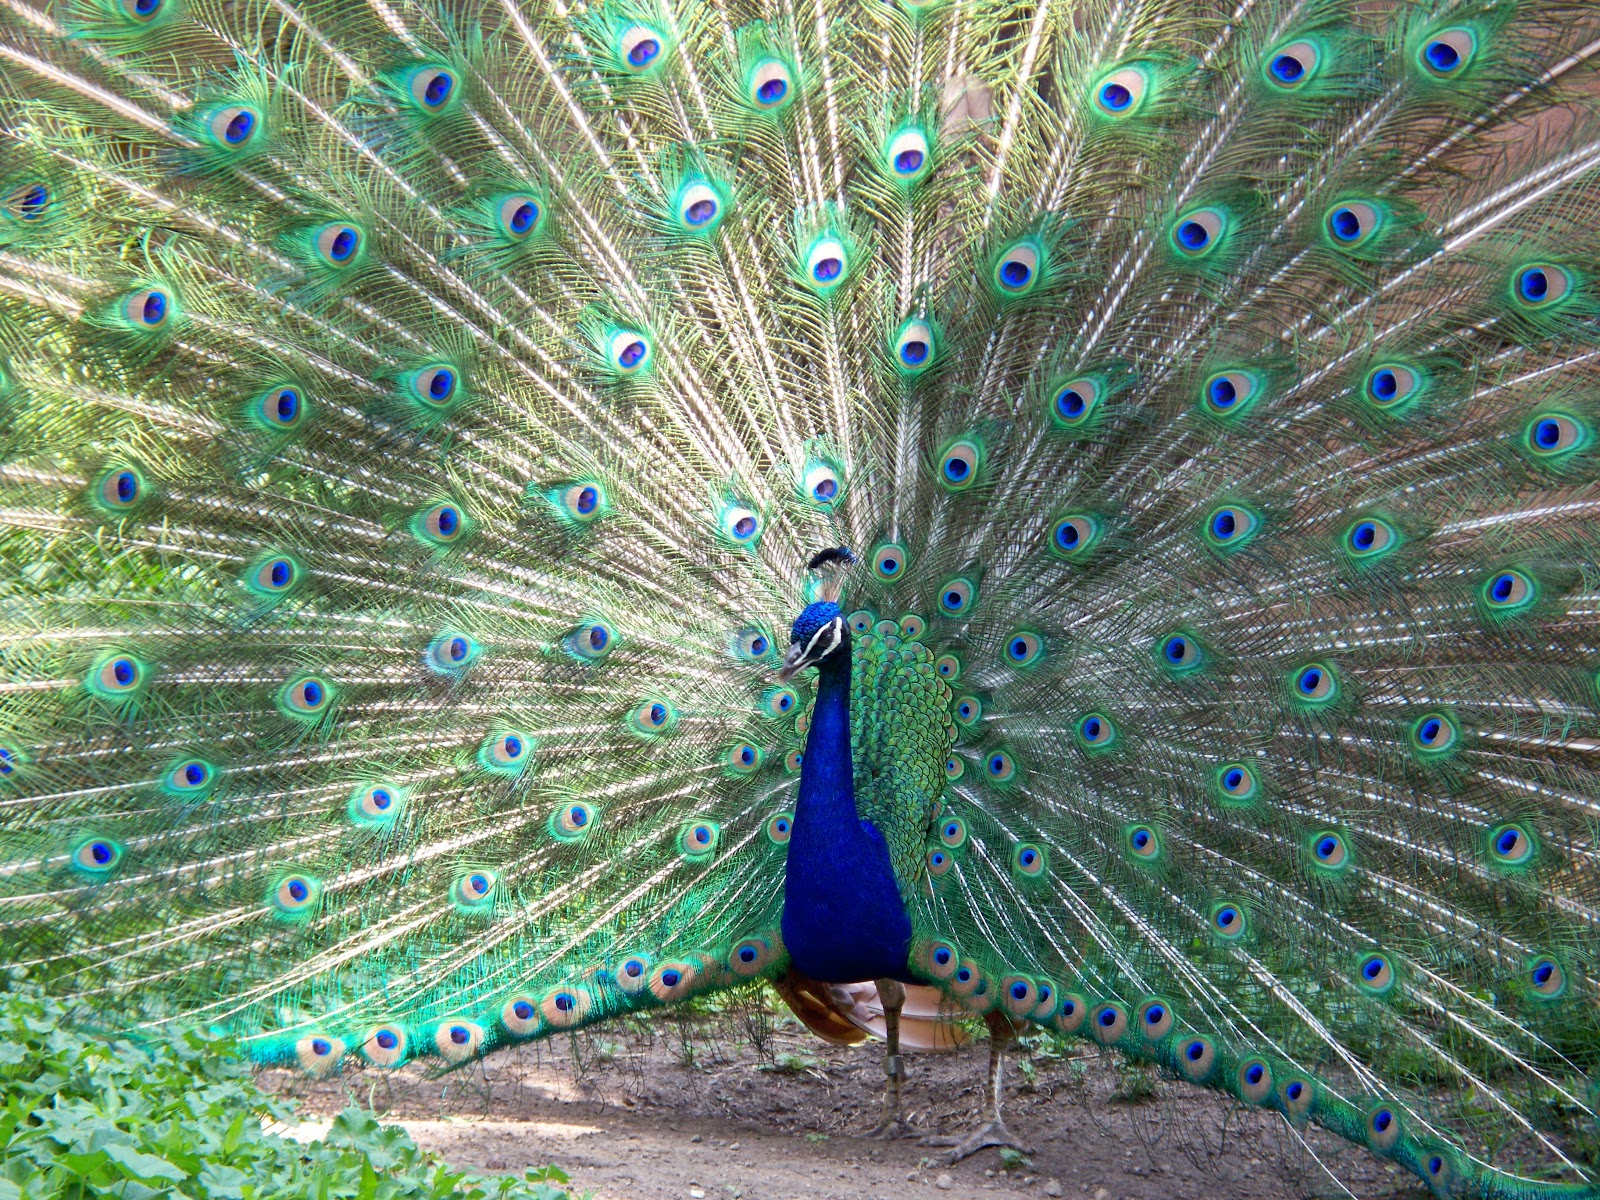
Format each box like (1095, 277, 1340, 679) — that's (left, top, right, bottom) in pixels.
(868, 978, 915, 1138)
(922, 1011, 1034, 1162)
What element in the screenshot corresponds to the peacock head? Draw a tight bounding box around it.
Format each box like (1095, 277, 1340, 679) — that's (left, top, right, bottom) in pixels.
(778, 547, 856, 681)
(779, 601, 848, 681)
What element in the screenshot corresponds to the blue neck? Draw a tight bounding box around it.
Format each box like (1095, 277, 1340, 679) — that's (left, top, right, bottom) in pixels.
(780, 652, 913, 983)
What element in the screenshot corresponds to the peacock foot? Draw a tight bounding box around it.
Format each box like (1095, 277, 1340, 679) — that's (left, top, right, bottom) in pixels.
(867, 1115, 918, 1140)
(921, 1120, 1033, 1163)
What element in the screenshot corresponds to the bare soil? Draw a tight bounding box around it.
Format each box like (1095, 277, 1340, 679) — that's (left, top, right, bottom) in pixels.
(264, 999, 1429, 1200)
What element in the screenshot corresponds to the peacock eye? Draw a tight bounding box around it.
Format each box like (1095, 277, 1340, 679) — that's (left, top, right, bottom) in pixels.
(72, 837, 123, 873)
(208, 105, 259, 147)
(1049, 377, 1101, 427)
(934, 653, 962, 680)
(1051, 514, 1101, 558)
(502, 996, 539, 1034)
(408, 66, 455, 110)
(1139, 1000, 1174, 1039)
(1004, 630, 1043, 667)
(1204, 504, 1259, 548)
(1012, 844, 1045, 877)
(1311, 829, 1350, 869)
(676, 181, 724, 233)
(1528, 956, 1566, 998)
(0, 746, 19, 779)
(1094, 66, 1148, 116)
(1077, 712, 1116, 747)
(732, 625, 773, 661)
(898, 613, 926, 639)
(872, 543, 907, 580)
(802, 462, 843, 506)
(986, 750, 1016, 781)
(894, 319, 936, 371)
(4, 182, 49, 221)
(480, 729, 532, 772)
(747, 59, 793, 110)
(1237, 1058, 1274, 1103)
(280, 674, 333, 717)
(255, 385, 306, 431)
(1211, 903, 1245, 938)
(1364, 363, 1422, 409)
(406, 364, 458, 409)
(726, 742, 764, 774)
(1482, 568, 1534, 611)
(763, 687, 797, 718)
(938, 577, 975, 616)
(619, 24, 665, 71)
(885, 127, 931, 181)
(118, 0, 164, 24)
(1418, 27, 1475, 78)
(1171, 208, 1226, 258)
(314, 222, 364, 267)
(1410, 711, 1458, 755)
(452, 870, 498, 908)
(363, 1025, 407, 1066)
(435, 1020, 484, 1061)
(1159, 632, 1203, 673)
(497, 193, 542, 240)
(1488, 823, 1534, 865)
(1126, 825, 1161, 860)
(1292, 661, 1338, 703)
(92, 653, 145, 695)
(124, 288, 170, 329)
(1325, 200, 1382, 247)
(938, 440, 981, 489)
(1202, 370, 1262, 416)
(720, 503, 762, 545)
(630, 697, 676, 735)
(993, 239, 1042, 296)
(927, 847, 952, 876)
(560, 482, 606, 522)
(1264, 40, 1320, 88)
(426, 629, 480, 674)
(944, 756, 964, 780)
(350, 782, 404, 824)
(952, 694, 982, 726)
(608, 329, 652, 374)
(679, 819, 720, 859)
(1215, 762, 1258, 802)
(97, 466, 144, 510)
(1344, 516, 1399, 558)
(1524, 413, 1589, 458)
(245, 553, 301, 597)
(271, 873, 321, 913)
(1356, 953, 1394, 993)
(552, 802, 595, 839)
(939, 818, 967, 848)
(1514, 264, 1572, 309)
(805, 236, 849, 290)
(415, 502, 466, 545)
(163, 757, 215, 797)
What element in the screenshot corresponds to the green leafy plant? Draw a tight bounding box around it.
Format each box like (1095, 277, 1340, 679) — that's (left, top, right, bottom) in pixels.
(0, 987, 572, 1200)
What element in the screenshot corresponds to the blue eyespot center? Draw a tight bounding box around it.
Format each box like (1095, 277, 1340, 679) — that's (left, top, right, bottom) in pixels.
(1328, 207, 1362, 241)
(1224, 769, 1243, 789)
(184, 762, 206, 785)
(1425, 39, 1460, 73)
(1100, 82, 1131, 111)
(450, 1026, 469, 1044)
(901, 339, 928, 365)
(1352, 522, 1376, 549)
(1217, 908, 1238, 928)
(1373, 1109, 1393, 1132)
(1212, 510, 1236, 539)
(510, 203, 537, 234)
(311, 1038, 331, 1056)
(1246, 1064, 1264, 1084)
(662, 969, 682, 987)
(1056, 388, 1085, 418)
(1428, 1156, 1444, 1175)
(1533, 961, 1555, 985)
(945, 458, 969, 481)
(813, 477, 838, 501)
(733, 515, 757, 539)
(624, 962, 643, 978)
(1132, 829, 1150, 849)
(1298, 668, 1322, 694)
(14, 183, 49, 218)
(628, 38, 660, 67)
(618, 340, 646, 368)
(112, 658, 135, 686)
(1520, 268, 1549, 302)
(1317, 836, 1339, 859)
(1209, 377, 1237, 407)
(1164, 636, 1188, 664)
(576, 486, 598, 514)
(469, 873, 489, 893)
(750, 635, 768, 655)
(1098, 1008, 1117, 1026)
(1534, 419, 1561, 448)
(1420, 718, 1442, 743)
(895, 149, 925, 175)
(502, 735, 522, 758)
(693, 826, 710, 844)
(449, 637, 468, 661)
(1011, 982, 1029, 1000)
(1270, 53, 1304, 82)
(1286, 1081, 1304, 1100)
(1187, 1041, 1205, 1061)
(1497, 829, 1520, 854)
(116, 472, 137, 503)
(1000, 259, 1031, 288)
(376, 1029, 397, 1049)
(757, 78, 787, 104)
(430, 369, 455, 400)
(275, 388, 299, 422)
(1370, 369, 1398, 400)
(1145, 1004, 1164, 1025)
(813, 257, 842, 282)
(134, 0, 160, 15)
(423, 71, 453, 107)
(1363, 957, 1385, 980)
(1491, 573, 1515, 602)
(142, 292, 167, 324)
(554, 992, 576, 1011)
(1176, 220, 1209, 250)
(224, 110, 255, 143)
(329, 227, 358, 261)
(288, 879, 308, 901)
(301, 680, 323, 706)
(650, 703, 666, 724)
(436, 507, 459, 536)
(685, 198, 717, 226)
(372, 788, 391, 809)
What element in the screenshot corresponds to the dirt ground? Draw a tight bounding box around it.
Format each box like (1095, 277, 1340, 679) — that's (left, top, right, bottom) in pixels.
(261, 993, 1453, 1200)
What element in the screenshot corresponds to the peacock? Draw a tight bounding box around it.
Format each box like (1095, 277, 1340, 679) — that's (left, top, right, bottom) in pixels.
(2, 0, 1600, 1191)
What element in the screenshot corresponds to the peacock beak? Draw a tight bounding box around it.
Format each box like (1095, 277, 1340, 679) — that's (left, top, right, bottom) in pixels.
(776, 643, 808, 683)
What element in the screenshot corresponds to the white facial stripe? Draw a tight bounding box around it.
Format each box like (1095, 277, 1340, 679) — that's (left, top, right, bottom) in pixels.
(801, 618, 842, 662)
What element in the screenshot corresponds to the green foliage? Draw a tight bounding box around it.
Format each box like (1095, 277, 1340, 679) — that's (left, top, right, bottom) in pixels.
(0, 988, 570, 1200)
